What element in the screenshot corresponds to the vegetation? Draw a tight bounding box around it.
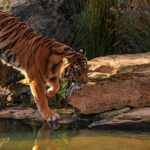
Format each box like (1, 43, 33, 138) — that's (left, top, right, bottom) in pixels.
(0, 80, 70, 108)
(75, 0, 150, 59)
(49, 81, 70, 108)
(121, 1, 150, 53)
(75, 0, 118, 59)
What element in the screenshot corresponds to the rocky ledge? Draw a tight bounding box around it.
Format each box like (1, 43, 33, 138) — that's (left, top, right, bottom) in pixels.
(1, 106, 150, 130)
(69, 52, 150, 129)
(69, 53, 150, 114)
(89, 107, 150, 130)
(1, 53, 150, 129)
(0, 106, 77, 125)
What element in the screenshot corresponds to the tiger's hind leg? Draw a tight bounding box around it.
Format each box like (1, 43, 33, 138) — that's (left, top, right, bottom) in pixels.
(27, 76, 60, 122)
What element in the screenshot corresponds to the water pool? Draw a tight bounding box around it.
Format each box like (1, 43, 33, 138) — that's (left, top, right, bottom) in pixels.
(0, 119, 150, 150)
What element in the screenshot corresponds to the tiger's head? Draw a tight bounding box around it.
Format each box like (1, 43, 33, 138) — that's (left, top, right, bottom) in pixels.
(60, 48, 88, 86)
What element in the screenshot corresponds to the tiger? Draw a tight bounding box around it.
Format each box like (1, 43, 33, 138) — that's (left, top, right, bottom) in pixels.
(0, 11, 88, 122)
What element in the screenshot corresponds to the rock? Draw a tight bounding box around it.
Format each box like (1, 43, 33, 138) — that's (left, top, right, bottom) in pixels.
(0, 0, 18, 12)
(69, 53, 150, 114)
(88, 53, 150, 81)
(11, 0, 82, 46)
(0, 106, 76, 124)
(116, 107, 150, 121)
(94, 107, 131, 120)
(89, 107, 150, 130)
(0, 107, 43, 121)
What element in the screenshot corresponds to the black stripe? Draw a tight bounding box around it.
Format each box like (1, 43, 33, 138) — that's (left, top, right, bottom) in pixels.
(6, 54, 13, 62)
(23, 28, 32, 38)
(0, 14, 9, 20)
(5, 49, 11, 56)
(64, 47, 71, 51)
(0, 38, 19, 54)
(1, 18, 17, 27)
(12, 54, 16, 62)
(24, 31, 34, 41)
(16, 63, 21, 68)
(45, 49, 56, 79)
(1, 16, 17, 23)
(22, 27, 34, 40)
(27, 33, 36, 41)
(30, 35, 45, 47)
(0, 22, 24, 42)
(0, 15, 9, 20)
(0, 44, 12, 54)
(0, 29, 15, 41)
(5, 25, 24, 42)
(48, 42, 59, 49)
(0, 13, 16, 19)
(44, 39, 55, 48)
(52, 51, 64, 55)
(3, 22, 27, 40)
(2, 20, 18, 32)
(26, 37, 45, 71)
(49, 77, 57, 82)
(52, 64, 58, 74)
(39, 69, 46, 84)
(52, 61, 62, 74)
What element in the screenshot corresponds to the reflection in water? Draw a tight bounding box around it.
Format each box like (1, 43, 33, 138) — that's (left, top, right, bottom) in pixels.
(32, 123, 59, 150)
(0, 138, 9, 149)
(0, 119, 150, 150)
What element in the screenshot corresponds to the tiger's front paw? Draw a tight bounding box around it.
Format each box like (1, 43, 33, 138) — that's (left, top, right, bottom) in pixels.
(47, 113, 61, 122)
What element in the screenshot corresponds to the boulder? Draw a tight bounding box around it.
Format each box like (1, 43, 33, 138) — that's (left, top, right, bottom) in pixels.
(11, 0, 82, 46)
(0, 106, 76, 125)
(89, 107, 150, 129)
(69, 53, 150, 114)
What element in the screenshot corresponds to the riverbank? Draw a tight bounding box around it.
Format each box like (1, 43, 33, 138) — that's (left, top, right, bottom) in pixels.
(1, 106, 150, 130)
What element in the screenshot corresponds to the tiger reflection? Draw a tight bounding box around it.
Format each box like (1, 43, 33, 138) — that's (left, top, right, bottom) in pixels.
(32, 123, 59, 150)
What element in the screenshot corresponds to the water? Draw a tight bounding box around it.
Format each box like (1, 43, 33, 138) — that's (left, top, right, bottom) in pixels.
(0, 119, 150, 150)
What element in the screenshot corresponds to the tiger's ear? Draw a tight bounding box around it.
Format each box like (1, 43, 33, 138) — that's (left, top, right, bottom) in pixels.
(78, 48, 86, 55)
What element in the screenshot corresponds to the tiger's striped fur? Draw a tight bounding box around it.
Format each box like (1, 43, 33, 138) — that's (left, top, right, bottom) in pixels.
(0, 11, 88, 122)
